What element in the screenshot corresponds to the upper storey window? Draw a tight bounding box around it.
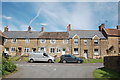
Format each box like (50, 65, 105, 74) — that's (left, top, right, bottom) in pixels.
(25, 38, 30, 43)
(12, 39, 16, 43)
(74, 39, 78, 45)
(40, 39, 46, 43)
(94, 40, 99, 45)
(63, 39, 68, 44)
(84, 40, 88, 45)
(118, 39, 120, 45)
(50, 39, 56, 44)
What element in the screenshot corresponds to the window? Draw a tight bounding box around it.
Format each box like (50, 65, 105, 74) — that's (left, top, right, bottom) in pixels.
(12, 39, 16, 43)
(74, 48, 78, 54)
(74, 39, 78, 45)
(94, 40, 99, 45)
(39, 47, 46, 52)
(118, 39, 120, 45)
(56, 48, 61, 53)
(24, 48, 30, 53)
(4, 39, 7, 43)
(50, 39, 56, 44)
(40, 39, 46, 43)
(63, 39, 68, 44)
(84, 40, 88, 45)
(25, 39, 30, 43)
(50, 48, 55, 53)
(64, 55, 71, 57)
(94, 49, 99, 55)
(11, 47, 16, 52)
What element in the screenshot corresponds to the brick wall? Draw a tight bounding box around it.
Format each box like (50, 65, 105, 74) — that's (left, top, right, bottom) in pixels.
(104, 56, 120, 72)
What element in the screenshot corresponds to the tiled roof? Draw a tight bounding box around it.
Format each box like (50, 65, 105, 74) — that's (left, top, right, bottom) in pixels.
(104, 29, 120, 36)
(3, 31, 41, 38)
(0, 30, 6, 37)
(69, 30, 106, 39)
(39, 32, 69, 39)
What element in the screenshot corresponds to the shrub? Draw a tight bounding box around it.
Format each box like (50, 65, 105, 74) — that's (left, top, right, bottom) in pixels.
(2, 57, 17, 75)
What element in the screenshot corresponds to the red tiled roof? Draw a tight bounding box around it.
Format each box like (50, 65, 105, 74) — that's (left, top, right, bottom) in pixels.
(104, 29, 120, 36)
(39, 32, 69, 39)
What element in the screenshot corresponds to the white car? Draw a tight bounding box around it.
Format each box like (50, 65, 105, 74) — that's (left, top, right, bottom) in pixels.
(28, 52, 55, 63)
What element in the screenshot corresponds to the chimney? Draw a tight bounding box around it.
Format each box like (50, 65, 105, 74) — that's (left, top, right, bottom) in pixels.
(28, 26, 31, 31)
(67, 24, 71, 32)
(4, 26, 8, 32)
(99, 24, 105, 31)
(116, 25, 120, 29)
(41, 25, 44, 32)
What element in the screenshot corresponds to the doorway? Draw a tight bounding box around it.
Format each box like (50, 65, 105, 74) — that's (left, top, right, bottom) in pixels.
(84, 50, 88, 59)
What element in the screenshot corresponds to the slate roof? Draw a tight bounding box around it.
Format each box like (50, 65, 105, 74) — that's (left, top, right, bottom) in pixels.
(39, 32, 69, 39)
(69, 30, 106, 39)
(3, 31, 41, 38)
(104, 29, 120, 36)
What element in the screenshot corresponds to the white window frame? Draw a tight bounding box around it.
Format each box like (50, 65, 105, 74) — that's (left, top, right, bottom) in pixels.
(74, 39, 78, 45)
(11, 47, 16, 52)
(94, 40, 99, 45)
(50, 47, 55, 53)
(25, 38, 30, 43)
(38, 47, 46, 52)
(24, 48, 30, 53)
(50, 39, 56, 44)
(63, 39, 68, 44)
(40, 39, 46, 43)
(74, 48, 79, 54)
(56, 48, 61, 53)
(12, 39, 16, 43)
(94, 49, 99, 56)
(84, 40, 88, 45)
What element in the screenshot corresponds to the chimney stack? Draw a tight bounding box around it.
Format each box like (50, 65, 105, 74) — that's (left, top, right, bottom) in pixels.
(116, 25, 120, 29)
(28, 26, 31, 31)
(99, 24, 105, 31)
(67, 24, 71, 32)
(41, 25, 44, 32)
(4, 26, 8, 32)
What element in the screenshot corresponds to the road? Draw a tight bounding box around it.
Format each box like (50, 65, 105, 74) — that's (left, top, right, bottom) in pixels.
(6, 62, 103, 78)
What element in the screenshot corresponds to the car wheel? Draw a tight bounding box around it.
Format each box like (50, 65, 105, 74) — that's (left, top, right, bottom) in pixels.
(63, 60, 67, 63)
(30, 59, 34, 63)
(48, 59, 52, 63)
(77, 60, 81, 63)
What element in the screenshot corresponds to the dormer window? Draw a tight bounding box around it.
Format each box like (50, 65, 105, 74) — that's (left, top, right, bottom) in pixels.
(40, 39, 46, 43)
(94, 40, 99, 45)
(12, 39, 16, 43)
(25, 38, 30, 43)
(50, 39, 56, 44)
(74, 39, 78, 45)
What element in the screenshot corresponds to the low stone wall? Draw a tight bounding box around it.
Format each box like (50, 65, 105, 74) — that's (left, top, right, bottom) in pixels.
(104, 56, 120, 72)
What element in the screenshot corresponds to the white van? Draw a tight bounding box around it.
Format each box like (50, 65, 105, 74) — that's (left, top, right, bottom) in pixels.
(28, 52, 55, 63)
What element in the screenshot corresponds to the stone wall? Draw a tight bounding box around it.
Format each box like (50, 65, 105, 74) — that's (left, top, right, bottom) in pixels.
(104, 56, 120, 72)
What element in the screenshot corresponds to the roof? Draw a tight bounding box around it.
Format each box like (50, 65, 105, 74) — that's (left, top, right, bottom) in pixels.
(3, 31, 41, 38)
(0, 30, 6, 37)
(69, 30, 106, 39)
(39, 32, 69, 39)
(104, 29, 120, 36)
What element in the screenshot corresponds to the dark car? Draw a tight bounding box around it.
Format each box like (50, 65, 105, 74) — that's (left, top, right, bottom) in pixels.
(60, 54, 83, 63)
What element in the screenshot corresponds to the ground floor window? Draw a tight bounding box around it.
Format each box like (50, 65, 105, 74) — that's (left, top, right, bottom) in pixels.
(74, 48, 78, 54)
(39, 47, 46, 52)
(56, 48, 61, 53)
(24, 48, 30, 53)
(119, 48, 120, 54)
(11, 47, 16, 52)
(5, 48, 9, 53)
(32, 48, 36, 52)
(94, 49, 99, 55)
(50, 48, 55, 53)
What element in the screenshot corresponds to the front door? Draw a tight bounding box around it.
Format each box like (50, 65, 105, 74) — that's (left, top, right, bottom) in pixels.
(84, 50, 88, 59)
(62, 48, 66, 55)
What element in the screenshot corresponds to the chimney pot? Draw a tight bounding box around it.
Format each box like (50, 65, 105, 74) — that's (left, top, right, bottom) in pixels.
(41, 25, 44, 32)
(116, 25, 120, 29)
(99, 24, 105, 31)
(4, 26, 8, 32)
(67, 24, 71, 32)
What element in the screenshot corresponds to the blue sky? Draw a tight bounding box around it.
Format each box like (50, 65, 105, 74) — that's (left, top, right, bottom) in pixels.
(1, 2, 118, 32)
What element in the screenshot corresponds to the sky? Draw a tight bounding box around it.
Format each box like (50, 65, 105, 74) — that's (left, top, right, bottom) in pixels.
(1, 1, 119, 32)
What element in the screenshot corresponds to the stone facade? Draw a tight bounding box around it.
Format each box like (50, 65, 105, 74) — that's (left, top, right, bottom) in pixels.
(2, 24, 120, 58)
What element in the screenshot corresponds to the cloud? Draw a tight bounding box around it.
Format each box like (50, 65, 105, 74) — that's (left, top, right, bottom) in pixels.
(2, 16, 12, 20)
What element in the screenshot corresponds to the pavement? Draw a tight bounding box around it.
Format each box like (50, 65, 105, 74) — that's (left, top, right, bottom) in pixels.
(5, 62, 103, 78)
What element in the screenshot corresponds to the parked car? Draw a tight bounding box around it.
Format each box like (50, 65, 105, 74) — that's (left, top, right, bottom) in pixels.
(60, 54, 83, 63)
(28, 52, 55, 63)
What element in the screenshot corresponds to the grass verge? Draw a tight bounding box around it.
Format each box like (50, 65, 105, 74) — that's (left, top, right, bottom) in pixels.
(93, 67, 120, 78)
(83, 59, 103, 63)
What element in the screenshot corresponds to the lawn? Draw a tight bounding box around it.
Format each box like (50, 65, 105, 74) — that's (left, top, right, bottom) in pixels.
(83, 59, 103, 63)
(93, 67, 120, 79)
(8, 57, 28, 62)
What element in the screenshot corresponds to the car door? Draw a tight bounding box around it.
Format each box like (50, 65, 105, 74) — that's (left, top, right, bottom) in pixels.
(70, 55, 77, 62)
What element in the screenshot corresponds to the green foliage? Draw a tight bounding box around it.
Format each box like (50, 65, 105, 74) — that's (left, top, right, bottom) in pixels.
(83, 59, 103, 63)
(2, 58, 17, 75)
